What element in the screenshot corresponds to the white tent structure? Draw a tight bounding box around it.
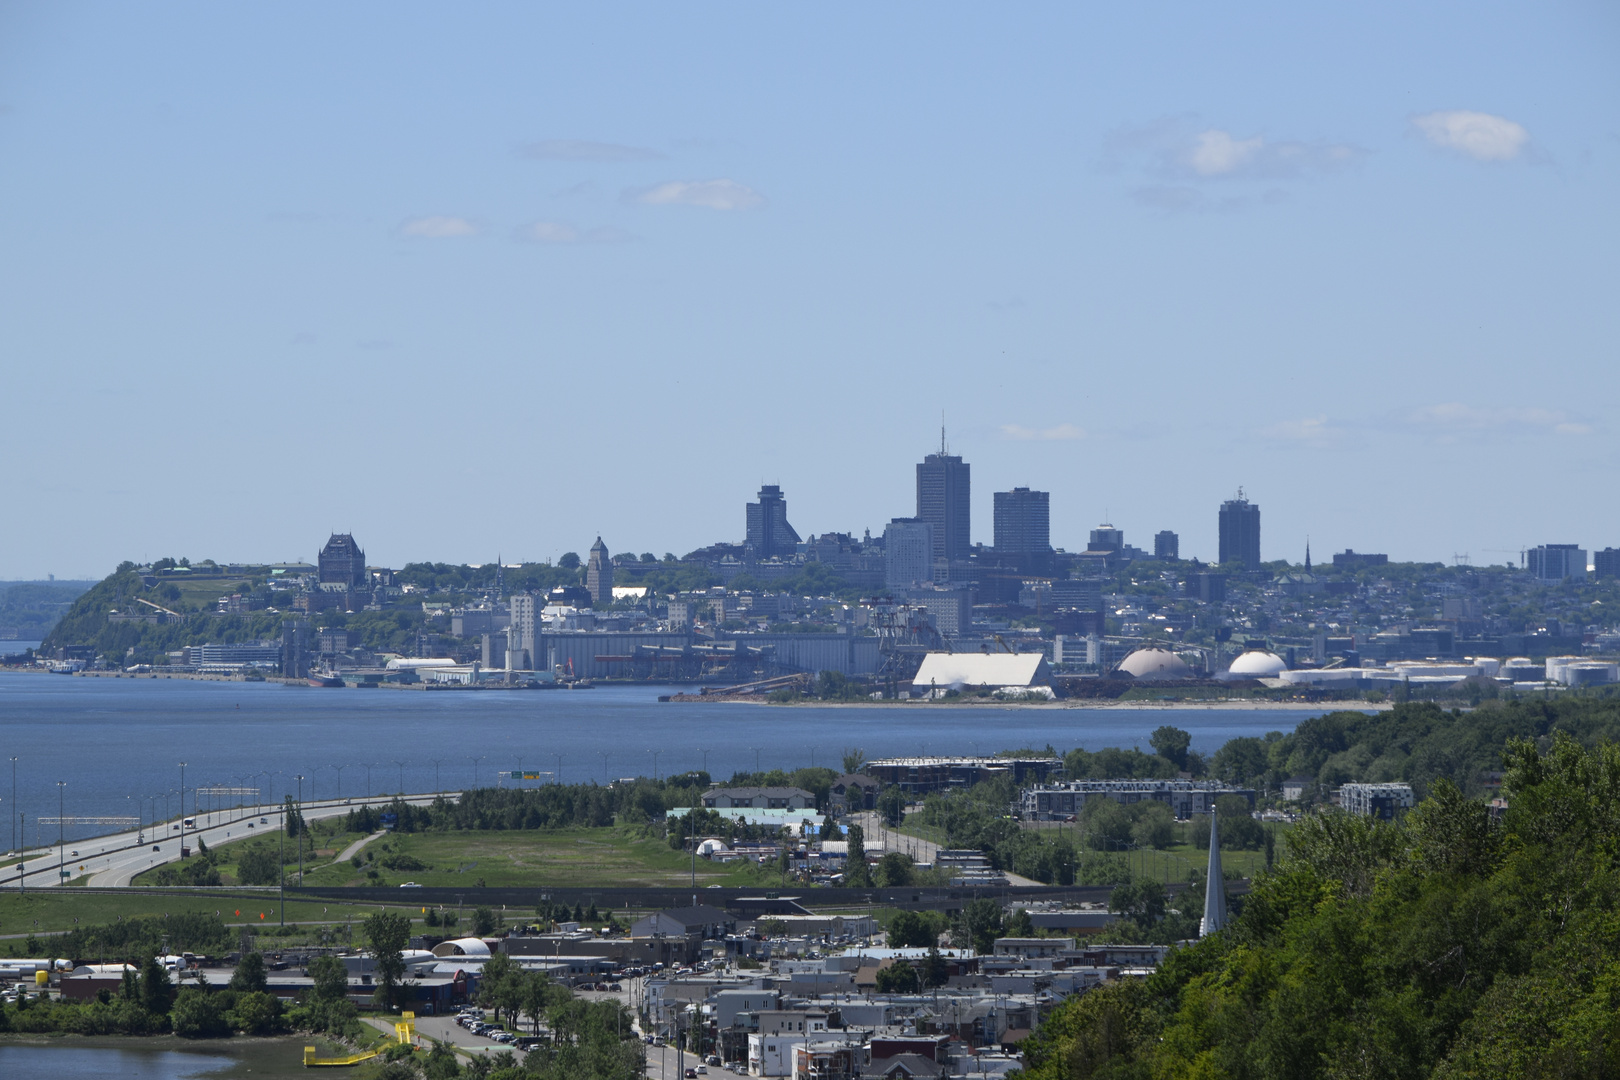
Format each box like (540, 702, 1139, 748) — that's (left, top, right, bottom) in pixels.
(912, 652, 1053, 697)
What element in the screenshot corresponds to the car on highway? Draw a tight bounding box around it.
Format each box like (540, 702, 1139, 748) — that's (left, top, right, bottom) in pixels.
(399, 882, 422, 888)
(260, 817, 268, 824)
(70, 850, 78, 857)
(152, 844, 161, 851)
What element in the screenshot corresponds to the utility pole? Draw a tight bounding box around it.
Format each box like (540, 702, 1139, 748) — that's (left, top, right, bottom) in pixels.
(8, 756, 15, 855)
(178, 762, 187, 856)
(279, 790, 286, 927)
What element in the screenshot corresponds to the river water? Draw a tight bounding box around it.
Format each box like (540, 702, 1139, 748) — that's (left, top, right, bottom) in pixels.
(0, 671, 1348, 846)
(0, 1043, 234, 1077)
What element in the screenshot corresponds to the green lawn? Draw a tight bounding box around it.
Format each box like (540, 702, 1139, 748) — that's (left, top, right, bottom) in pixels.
(895, 818, 1278, 885)
(292, 826, 783, 889)
(0, 889, 436, 940)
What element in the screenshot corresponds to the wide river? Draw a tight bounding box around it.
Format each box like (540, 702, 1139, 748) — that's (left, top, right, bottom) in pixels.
(0, 672, 1354, 846)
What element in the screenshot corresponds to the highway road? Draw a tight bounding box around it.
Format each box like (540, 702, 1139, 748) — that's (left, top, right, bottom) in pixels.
(0, 793, 459, 890)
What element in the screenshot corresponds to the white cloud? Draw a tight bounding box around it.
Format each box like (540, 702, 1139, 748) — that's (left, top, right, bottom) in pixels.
(631, 179, 765, 211)
(400, 216, 476, 238)
(1188, 130, 1264, 176)
(1001, 423, 1085, 442)
(517, 221, 634, 245)
(1408, 403, 1590, 437)
(1260, 415, 1353, 448)
(1411, 110, 1529, 162)
(1108, 118, 1365, 186)
(521, 139, 663, 162)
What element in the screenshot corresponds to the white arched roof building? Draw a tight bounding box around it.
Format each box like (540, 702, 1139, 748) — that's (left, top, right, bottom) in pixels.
(1117, 647, 1194, 680)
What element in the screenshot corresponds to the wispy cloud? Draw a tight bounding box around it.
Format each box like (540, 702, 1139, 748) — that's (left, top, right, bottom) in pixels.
(629, 179, 765, 211)
(1001, 423, 1085, 442)
(1411, 110, 1529, 162)
(400, 216, 477, 238)
(516, 221, 634, 245)
(521, 139, 663, 162)
(1106, 117, 1363, 213)
(1408, 403, 1590, 439)
(1260, 415, 1355, 449)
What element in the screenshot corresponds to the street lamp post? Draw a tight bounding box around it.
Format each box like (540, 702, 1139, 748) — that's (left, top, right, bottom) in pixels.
(553, 753, 562, 785)
(56, 782, 65, 882)
(294, 775, 305, 884)
(393, 760, 406, 795)
(362, 762, 377, 801)
(178, 762, 187, 854)
(429, 758, 444, 794)
(9, 756, 16, 855)
(332, 764, 348, 800)
(469, 756, 485, 790)
(650, 750, 661, 782)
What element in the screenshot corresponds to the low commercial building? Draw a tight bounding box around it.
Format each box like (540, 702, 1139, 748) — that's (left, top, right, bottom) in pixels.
(703, 787, 817, 810)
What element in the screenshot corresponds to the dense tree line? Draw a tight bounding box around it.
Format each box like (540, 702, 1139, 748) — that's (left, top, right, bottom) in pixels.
(1018, 731, 1620, 1079)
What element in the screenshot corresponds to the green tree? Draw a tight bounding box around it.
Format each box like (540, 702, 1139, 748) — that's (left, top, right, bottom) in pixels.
(472, 906, 497, 936)
(308, 955, 350, 1003)
(236, 845, 280, 886)
(952, 899, 1004, 955)
(875, 851, 915, 887)
(875, 961, 921, 993)
(363, 911, 411, 1010)
(842, 747, 865, 774)
(558, 552, 581, 570)
(921, 946, 949, 989)
(140, 955, 171, 1015)
(877, 785, 907, 826)
(1149, 726, 1192, 772)
(171, 987, 231, 1037)
(229, 951, 268, 992)
(845, 824, 871, 887)
(226, 990, 286, 1035)
(888, 910, 942, 948)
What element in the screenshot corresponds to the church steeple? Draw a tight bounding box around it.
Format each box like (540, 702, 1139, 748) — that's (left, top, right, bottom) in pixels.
(1305, 538, 1312, 573)
(1200, 809, 1227, 937)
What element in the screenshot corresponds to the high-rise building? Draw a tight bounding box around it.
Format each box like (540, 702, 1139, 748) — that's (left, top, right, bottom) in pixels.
(1088, 525, 1124, 554)
(509, 594, 539, 670)
(745, 485, 801, 560)
(1218, 492, 1262, 570)
(993, 487, 1052, 571)
(884, 518, 936, 588)
(1155, 531, 1179, 560)
(916, 439, 970, 564)
(1527, 544, 1588, 582)
(318, 533, 367, 587)
(1595, 548, 1620, 579)
(586, 537, 614, 606)
(281, 618, 310, 678)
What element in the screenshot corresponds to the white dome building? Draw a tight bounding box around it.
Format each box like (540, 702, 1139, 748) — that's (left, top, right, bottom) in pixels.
(1117, 647, 1195, 680)
(1223, 649, 1288, 680)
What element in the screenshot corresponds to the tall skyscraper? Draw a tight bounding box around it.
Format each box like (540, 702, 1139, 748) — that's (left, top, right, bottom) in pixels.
(1155, 530, 1180, 560)
(745, 484, 801, 560)
(993, 487, 1052, 571)
(916, 435, 970, 564)
(1218, 492, 1262, 570)
(318, 533, 367, 587)
(883, 518, 936, 588)
(586, 537, 614, 606)
(509, 594, 539, 670)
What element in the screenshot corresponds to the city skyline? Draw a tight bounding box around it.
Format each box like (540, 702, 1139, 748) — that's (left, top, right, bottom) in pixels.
(1, 3, 1616, 577)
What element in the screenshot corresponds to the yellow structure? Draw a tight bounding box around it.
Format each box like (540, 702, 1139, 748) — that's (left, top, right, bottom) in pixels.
(303, 1014, 418, 1067)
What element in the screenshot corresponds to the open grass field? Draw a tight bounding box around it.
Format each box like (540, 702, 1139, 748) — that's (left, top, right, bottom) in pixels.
(291, 826, 782, 889)
(896, 819, 1277, 885)
(0, 889, 436, 941)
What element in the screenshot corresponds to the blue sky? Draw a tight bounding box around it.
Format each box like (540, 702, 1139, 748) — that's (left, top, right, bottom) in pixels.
(2, 2, 1616, 577)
